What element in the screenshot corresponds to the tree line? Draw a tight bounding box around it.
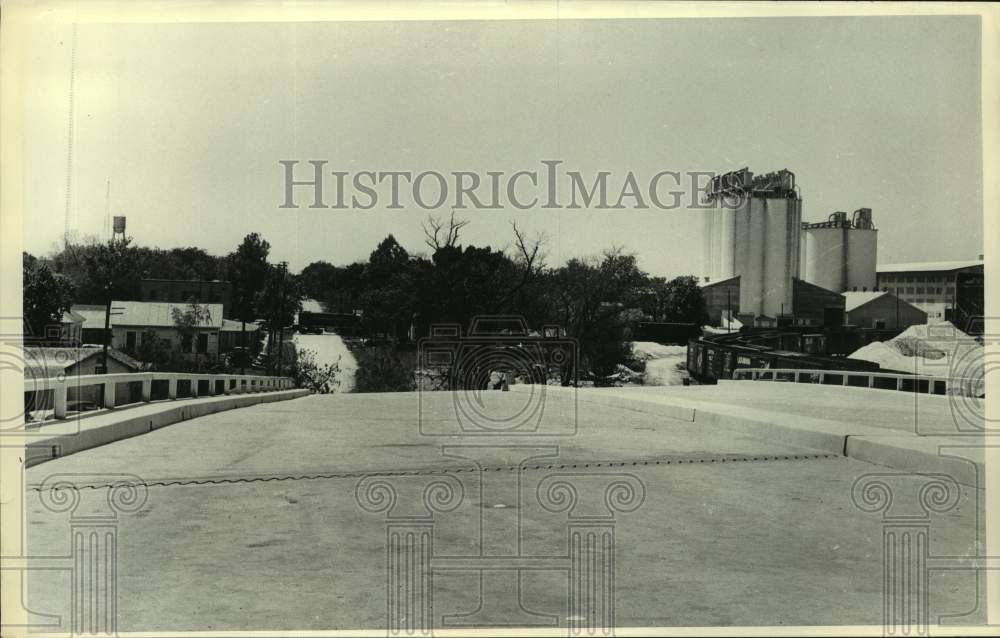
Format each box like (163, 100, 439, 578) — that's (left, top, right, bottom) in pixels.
(300, 214, 708, 384)
(24, 216, 707, 384)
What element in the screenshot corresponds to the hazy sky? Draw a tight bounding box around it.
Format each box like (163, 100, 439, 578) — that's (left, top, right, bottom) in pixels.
(22, 16, 983, 277)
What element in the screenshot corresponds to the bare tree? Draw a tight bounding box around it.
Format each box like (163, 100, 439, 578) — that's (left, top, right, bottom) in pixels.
(499, 221, 548, 305)
(422, 210, 469, 251)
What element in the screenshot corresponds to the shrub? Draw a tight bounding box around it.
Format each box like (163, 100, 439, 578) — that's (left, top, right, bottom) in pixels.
(353, 346, 416, 392)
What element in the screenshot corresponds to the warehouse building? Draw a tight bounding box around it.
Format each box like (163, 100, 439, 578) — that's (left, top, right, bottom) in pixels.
(843, 291, 927, 330)
(875, 259, 983, 326)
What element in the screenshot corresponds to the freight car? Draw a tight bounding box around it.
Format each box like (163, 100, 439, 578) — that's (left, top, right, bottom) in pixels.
(687, 334, 882, 382)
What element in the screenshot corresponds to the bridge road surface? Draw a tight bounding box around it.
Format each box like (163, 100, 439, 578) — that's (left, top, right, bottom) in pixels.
(23, 390, 984, 631)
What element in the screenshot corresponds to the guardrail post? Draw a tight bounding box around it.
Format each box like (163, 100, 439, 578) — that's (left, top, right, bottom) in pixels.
(819, 372, 826, 384)
(168, 375, 177, 399)
(867, 374, 874, 388)
(190, 377, 199, 398)
(103, 381, 116, 409)
(53, 382, 68, 419)
(896, 377, 903, 391)
(223, 377, 232, 395)
(842, 374, 849, 386)
(141, 377, 152, 402)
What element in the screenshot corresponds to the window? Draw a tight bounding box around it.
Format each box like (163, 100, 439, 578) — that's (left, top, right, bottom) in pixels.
(126, 331, 137, 350)
(181, 334, 193, 352)
(906, 287, 915, 294)
(197, 333, 209, 354)
(916, 287, 925, 294)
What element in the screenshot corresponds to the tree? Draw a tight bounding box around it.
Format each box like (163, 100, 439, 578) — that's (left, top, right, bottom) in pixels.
(226, 233, 271, 373)
(299, 261, 338, 303)
(23, 252, 75, 341)
(661, 275, 709, 325)
(295, 348, 341, 393)
(131, 329, 172, 370)
(361, 235, 416, 342)
(548, 250, 646, 385)
(422, 211, 469, 251)
(83, 236, 137, 372)
(258, 262, 302, 376)
(172, 300, 214, 371)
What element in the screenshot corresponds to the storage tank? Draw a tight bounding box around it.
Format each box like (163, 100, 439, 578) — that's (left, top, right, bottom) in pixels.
(735, 195, 801, 318)
(799, 209, 877, 292)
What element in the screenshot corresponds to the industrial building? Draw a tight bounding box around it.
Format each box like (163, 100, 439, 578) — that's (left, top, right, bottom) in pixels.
(702, 168, 802, 323)
(700, 167, 961, 333)
(875, 259, 984, 327)
(843, 291, 926, 330)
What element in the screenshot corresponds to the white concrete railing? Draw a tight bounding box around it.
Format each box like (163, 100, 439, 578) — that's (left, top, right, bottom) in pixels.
(730, 368, 984, 397)
(25, 372, 296, 420)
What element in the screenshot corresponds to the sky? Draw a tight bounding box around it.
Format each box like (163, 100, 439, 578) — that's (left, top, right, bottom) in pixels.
(21, 15, 983, 278)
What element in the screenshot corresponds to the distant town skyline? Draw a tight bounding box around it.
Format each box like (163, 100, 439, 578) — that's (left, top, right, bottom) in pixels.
(22, 16, 983, 277)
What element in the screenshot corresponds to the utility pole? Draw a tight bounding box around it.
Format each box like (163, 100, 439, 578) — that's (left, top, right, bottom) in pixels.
(276, 263, 287, 378)
(101, 281, 112, 374)
(726, 288, 732, 333)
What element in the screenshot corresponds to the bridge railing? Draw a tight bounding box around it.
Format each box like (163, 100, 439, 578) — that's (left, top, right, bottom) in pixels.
(730, 368, 984, 397)
(24, 372, 296, 421)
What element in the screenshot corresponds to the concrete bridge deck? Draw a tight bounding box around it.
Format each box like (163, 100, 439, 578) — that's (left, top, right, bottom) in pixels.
(20, 387, 988, 632)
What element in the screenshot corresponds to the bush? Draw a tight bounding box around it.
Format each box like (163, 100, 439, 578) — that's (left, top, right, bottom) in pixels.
(353, 346, 416, 392)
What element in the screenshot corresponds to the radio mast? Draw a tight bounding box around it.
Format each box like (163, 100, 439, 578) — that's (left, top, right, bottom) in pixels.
(63, 23, 78, 249)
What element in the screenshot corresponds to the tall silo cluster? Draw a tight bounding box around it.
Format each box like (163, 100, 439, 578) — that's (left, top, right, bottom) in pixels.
(702, 169, 802, 320)
(702, 168, 880, 324)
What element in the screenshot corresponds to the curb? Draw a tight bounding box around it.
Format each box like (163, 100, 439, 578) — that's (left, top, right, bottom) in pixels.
(25, 389, 310, 468)
(508, 383, 984, 487)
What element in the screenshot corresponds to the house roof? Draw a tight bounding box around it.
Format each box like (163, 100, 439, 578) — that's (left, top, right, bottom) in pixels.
(61, 309, 85, 324)
(74, 301, 224, 329)
(876, 260, 983, 274)
(72, 304, 108, 327)
(221, 318, 260, 332)
(21, 346, 142, 378)
(843, 291, 887, 312)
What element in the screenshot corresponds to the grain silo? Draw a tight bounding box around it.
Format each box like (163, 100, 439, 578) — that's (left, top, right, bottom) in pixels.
(799, 208, 877, 293)
(703, 168, 802, 320)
